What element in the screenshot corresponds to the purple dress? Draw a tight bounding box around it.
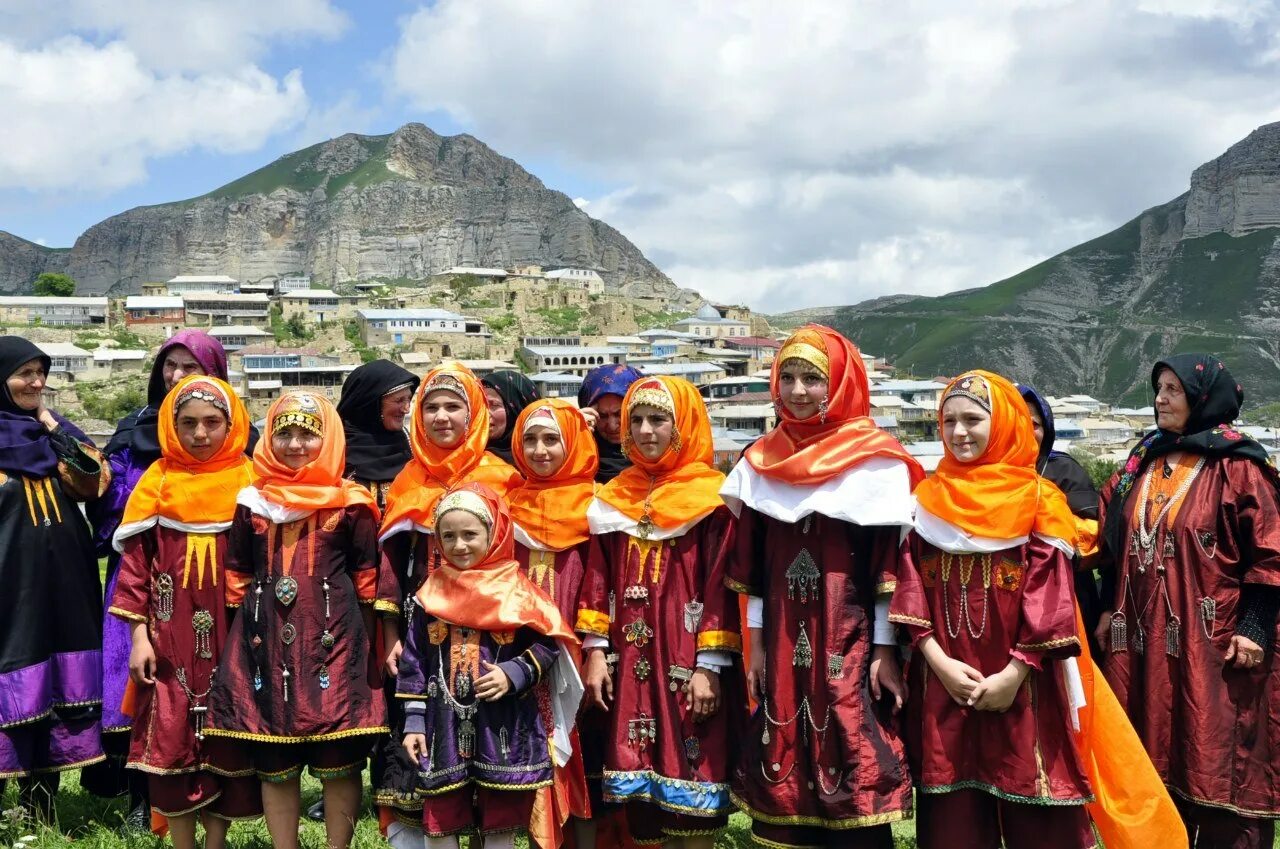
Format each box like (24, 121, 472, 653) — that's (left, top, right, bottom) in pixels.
(397, 610, 560, 795)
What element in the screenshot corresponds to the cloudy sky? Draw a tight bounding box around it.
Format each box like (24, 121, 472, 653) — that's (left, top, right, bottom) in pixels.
(2, 0, 1279, 312)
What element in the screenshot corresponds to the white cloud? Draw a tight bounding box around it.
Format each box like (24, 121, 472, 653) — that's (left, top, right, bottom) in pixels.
(389, 0, 1280, 312)
(0, 0, 348, 74)
(0, 37, 308, 191)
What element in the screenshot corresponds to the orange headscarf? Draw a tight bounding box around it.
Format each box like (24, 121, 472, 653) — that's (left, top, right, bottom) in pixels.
(508, 399, 598, 551)
(415, 483, 578, 645)
(118, 375, 253, 532)
(380, 363, 521, 536)
(596, 376, 724, 530)
(915, 370, 1075, 543)
(746, 324, 924, 487)
(252, 391, 377, 516)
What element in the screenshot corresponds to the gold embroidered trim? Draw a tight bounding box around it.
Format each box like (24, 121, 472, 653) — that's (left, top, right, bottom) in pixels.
(1016, 635, 1079, 652)
(728, 790, 910, 830)
(875, 580, 898, 595)
(724, 576, 755, 595)
(887, 613, 932, 628)
(696, 630, 743, 653)
(107, 605, 148, 624)
(374, 599, 400, 615)
(201, 726, 389, 744)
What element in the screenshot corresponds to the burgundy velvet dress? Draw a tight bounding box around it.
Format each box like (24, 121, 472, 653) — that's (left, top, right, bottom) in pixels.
(889, 534, 1092, 805)
(108, 526, 257, 816)
(1098, 455, 1280, 818)
(205, 505, 387, 747)
(575, 507, 746, 827)
(726, 509, 912, 831)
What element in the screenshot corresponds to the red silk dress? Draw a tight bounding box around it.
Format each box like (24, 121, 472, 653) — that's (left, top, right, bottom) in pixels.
(889, 534, 1092, 805)
(575, 507, 746, 830)
(726, 509, 912, 831)
(109, 525, 258, 817)
(1099, 455, 1280, 818)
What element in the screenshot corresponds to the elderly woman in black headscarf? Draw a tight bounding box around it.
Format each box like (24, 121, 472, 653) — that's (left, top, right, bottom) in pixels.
(336, 360, 419, 511)
(1095, 354, 1280, 849)
(480, 370, 540, 465)
(0, 337, 109, 819)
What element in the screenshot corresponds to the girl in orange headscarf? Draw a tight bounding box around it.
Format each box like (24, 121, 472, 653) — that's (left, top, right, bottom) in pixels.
(577, 376, 746, 848)
(396, 483, 583, 849)
(890, 370, 1093, 849)
(374, 363, 521, 842)
(720, 325, 922, 849)
(508, 399, 598, 849)
(108, 376, 260, 848)
(203, 391, 386, 849)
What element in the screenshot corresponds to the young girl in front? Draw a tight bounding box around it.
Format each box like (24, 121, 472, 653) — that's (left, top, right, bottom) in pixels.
(374, 363, 522, 845)
(204, 392, 389, 849)
(889, 371, 1093, 849)
(398, 483, 582, 849)
(109, 376, 260, 847)
(508, 399, 599, 848)
(578, 376, 745, 848)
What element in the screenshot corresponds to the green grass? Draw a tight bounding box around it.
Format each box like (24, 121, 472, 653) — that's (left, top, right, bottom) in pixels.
(1, 771, 920, 847)
(198, 134, 395, 201)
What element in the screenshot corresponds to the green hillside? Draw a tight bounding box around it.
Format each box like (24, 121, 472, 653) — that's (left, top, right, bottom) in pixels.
(200, 133, 394, 200)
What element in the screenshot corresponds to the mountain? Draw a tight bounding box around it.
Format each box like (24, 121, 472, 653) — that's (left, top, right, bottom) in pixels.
(802, 121, 1280, 405)
(0, 123, 675, 297)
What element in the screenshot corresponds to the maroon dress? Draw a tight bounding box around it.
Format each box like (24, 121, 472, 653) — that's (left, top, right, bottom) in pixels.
(516, 541, 587, 625)
(108, 526, 259, 818)
(726, 509, 912, 834)
(205, 505, 388, 768)
(575, 507, 747, 841)
(1098, 455, 1280, 820)
(889, 534, 1091, 804)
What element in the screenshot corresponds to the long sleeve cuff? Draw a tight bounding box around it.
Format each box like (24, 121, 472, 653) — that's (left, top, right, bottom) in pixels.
(696, 650, 731, 670)
(498, 658, 532, 694)
(1236, 585, 1280, 648)
(747, 596, 764, 628)
(582, 634, 609, 651)
(403, 701, 426, 735)
(873, 597, 896, 646)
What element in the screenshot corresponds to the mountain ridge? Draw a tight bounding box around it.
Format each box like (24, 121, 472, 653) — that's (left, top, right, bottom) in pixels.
(0, 123, 675, 298)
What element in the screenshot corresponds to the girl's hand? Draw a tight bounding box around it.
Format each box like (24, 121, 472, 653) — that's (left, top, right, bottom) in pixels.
(684, 668, 721, 722)
(474, 661, 512, 701)
(968, 660, 1029, 712)
(403, 733, 428, 765)
(869, 645, 906, 713)
(383, 638, 404, 678)
(747, 630, 766, 702)
(128, 636, 157, 686)
(1225, 634, 1265, 669)
(934, 656, 985, 706)
(585, 649, 613, 710)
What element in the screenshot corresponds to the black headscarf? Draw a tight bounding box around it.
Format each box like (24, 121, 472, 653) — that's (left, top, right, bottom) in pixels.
(336, 360, 419, 483)
(1017, 384, 1098, 519)
(0, 336, 89, 477)
(480, 370, 540, 465)
(104, 330, 229, 466)
(1103, 353, 1274, 557)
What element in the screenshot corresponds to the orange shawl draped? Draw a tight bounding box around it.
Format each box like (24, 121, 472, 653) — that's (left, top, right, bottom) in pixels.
(915, 370, 1076, 543)
(380, 363, 521, 536)
(596, 376, 724, 530)
(745, 324, 923, 487)
(252, 392, 377, 515)
(119, 375, 252, 530)
(508, 399, 598, 550)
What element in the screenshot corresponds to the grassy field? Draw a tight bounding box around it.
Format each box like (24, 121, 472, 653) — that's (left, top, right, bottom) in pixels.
(0, 770, 922, 848)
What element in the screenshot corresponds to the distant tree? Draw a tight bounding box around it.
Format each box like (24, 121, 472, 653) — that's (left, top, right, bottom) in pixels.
(33, 272, 76, 297)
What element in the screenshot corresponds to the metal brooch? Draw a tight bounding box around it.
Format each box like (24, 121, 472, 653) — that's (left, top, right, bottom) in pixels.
(634, 658, 652, 681)
(623, 619, 654, 648)
(280, 622, 297, 645)
(275, 577, 299, 606)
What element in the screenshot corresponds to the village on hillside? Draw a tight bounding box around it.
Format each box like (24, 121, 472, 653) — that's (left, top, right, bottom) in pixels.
(13, 268, 1279, 474)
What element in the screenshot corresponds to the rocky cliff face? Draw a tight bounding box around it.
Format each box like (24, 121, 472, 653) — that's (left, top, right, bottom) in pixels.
(795, 121, 1280, 404)
(1184, 122, 1280, 238)
(0, 123, 676, 297)
(0, 233, 67, 294)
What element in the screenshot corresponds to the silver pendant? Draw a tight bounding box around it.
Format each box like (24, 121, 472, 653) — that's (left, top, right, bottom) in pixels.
(1109, 611, 1127, 654)
(793, 621, 814, 669)
(191, 609, 214, 659)
(1165, 616, 1181, 658)
(826, 653, 844, 680)
(459, 718, 475, 759)
(319, 665, 330, 690)
(785, 550, 821, 603)
(275, 576, 299, 606)
(683, 601, 704, 634)
(154, 574, 174, 622)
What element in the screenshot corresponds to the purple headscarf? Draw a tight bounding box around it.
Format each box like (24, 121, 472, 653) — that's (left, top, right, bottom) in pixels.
(577, 364, 644, 408)
(104, 329, 228, 465)
(0, 336, 90, 477)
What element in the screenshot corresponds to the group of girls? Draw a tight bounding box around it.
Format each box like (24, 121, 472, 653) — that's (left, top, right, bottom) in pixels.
(3, 322, 1269, 849)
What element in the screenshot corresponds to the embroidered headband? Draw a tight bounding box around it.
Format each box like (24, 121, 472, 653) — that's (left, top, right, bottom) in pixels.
(943, 373, 992, 412)
(778, 328, 830, 378)
(174, 380, 231, 419)
(523, 405, 563, 437)
(434, 488, 493, 529)
(272, 392, 324, 437)
(628, 378, 677, 418)
(422, 372, 469, 404)
(381, 381, 414, 399)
